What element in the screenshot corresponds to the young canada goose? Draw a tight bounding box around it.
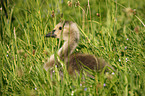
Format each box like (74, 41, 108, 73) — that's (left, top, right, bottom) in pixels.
(44, 21, 113, 75)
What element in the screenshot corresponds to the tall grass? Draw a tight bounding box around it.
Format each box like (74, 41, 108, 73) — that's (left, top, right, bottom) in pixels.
(1, 0, 145, 95)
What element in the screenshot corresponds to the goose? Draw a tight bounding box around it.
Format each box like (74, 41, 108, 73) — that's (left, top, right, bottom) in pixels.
(44, 21, 113, 76)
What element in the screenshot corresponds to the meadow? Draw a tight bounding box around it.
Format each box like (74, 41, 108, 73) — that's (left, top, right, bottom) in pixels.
(0, 0, 145, 95)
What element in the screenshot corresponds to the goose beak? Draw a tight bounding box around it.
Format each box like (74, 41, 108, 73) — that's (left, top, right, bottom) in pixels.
(45, 30, 56, 38)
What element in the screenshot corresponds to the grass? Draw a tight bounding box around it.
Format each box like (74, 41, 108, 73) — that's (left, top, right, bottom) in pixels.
(1, 0, 145, 95)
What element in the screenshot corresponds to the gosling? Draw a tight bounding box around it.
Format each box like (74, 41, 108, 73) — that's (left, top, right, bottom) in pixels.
(44, 21, 113, 75)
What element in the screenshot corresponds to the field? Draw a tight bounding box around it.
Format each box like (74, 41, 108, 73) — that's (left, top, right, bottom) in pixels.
(1, 0, 145, 95)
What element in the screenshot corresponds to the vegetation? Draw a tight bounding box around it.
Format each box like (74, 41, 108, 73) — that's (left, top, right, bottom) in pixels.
(1, 0, 145, 95)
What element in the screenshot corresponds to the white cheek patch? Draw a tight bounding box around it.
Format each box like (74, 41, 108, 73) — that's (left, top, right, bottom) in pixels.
(55, 30, 62, 39)
(55, 31, 60, 38)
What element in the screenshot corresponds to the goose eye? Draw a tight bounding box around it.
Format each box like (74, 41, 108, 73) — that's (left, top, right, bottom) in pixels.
(59, 27, 62, 30)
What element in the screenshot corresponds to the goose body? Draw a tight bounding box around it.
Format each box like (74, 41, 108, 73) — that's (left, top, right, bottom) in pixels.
(44, 21, 113, 75)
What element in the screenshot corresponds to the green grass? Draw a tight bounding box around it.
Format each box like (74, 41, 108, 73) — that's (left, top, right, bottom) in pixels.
(1, 0, 145, 95)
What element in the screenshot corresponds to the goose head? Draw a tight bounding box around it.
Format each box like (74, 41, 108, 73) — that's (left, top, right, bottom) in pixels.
(46, 21, 80, 42)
